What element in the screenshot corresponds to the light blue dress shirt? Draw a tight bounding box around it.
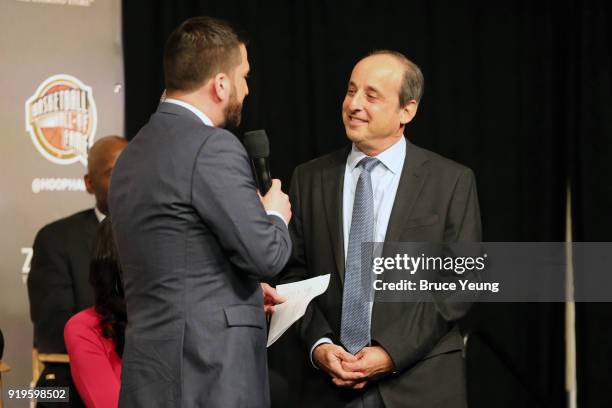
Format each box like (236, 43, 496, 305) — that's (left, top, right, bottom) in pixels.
(310, 137, 407, 363)
(342, 137, 406, 256)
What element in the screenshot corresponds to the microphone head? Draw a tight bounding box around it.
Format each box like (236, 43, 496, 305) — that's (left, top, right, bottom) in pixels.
(244, 129, 270, 159)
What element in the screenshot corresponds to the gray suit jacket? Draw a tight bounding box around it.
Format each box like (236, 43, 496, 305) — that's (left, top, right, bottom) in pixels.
(281, 140, 482, 408)
(108, 102, 291, 408)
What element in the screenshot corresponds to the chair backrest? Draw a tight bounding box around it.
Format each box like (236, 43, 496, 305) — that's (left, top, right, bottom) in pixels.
(31, 348, 69, 385)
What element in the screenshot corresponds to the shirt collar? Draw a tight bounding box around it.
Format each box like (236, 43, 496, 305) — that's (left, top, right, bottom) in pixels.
(164, 98, 214, 127)
(347, 136, 406, 174)
(94, 207, 106, 223)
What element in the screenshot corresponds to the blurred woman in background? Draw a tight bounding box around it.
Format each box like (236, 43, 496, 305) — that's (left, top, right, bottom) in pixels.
(64, 217, 125, 407)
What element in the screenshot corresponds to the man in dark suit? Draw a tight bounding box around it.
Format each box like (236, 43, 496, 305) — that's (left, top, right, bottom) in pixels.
(108, 16, 292, 408)
(282, 50, 481, 408)
(27, 135, 127, 406)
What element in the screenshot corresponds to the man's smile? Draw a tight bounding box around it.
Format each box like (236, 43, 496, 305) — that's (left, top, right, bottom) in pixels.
(347, 114, 369, 126)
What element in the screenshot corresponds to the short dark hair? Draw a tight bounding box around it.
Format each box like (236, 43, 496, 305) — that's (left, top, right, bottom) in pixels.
(367, 50, 424, 105)
(164, 16, 245, 92)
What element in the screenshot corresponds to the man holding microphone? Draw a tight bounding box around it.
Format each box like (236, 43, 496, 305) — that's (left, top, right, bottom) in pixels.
(109, 16, 291, 407)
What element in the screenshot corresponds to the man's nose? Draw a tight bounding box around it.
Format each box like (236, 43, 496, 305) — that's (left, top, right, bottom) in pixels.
(348, 91, 364, 111)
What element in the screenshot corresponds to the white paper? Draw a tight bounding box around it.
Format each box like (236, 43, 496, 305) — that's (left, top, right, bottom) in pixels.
(267, 274, 330, 347)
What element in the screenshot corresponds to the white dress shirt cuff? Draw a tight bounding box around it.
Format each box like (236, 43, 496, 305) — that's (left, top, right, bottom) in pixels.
(310, 337, 333, 368)
(266, 210, 288, 227)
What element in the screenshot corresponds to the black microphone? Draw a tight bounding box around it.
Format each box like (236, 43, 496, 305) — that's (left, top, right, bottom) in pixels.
(244, 129, 272, 194)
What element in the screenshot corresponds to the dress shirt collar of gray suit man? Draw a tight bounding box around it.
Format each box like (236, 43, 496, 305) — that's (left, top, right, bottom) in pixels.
(164, 98, 214, 127)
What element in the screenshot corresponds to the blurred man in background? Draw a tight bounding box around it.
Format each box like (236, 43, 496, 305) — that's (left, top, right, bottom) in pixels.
(27, 135, 127, 407)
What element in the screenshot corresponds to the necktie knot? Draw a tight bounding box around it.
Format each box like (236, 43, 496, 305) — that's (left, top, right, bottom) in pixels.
(358, 156, 380, 173)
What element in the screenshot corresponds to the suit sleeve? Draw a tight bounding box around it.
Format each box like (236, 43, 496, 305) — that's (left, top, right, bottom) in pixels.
(27, 226, 75, 353)
(64, 316, 120, 408)
(280, 165, 334, 351)
(191, 129, 291, 280)
(373, 167, 482, 372)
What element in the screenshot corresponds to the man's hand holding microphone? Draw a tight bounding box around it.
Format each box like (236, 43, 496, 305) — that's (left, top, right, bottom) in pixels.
(244, 130, 291, 316)
(259, 179, 291, 315)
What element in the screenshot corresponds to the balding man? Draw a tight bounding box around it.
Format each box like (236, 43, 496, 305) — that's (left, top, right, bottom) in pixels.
(280, 51, 481, 407)
(27, 135, 127, 406)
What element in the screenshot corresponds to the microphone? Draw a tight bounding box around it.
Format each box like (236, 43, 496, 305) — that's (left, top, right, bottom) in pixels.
(244, 129, 272, 194)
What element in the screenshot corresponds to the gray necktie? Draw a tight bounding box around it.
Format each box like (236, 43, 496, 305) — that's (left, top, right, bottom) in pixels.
(340, 156, 380, 354)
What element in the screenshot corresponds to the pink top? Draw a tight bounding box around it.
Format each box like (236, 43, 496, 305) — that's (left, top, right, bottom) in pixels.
(64, 307, 122, 408)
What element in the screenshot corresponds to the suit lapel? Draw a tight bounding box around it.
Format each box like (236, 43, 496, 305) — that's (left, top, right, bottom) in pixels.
(373, 141, 429, 308)
(321, 147, 350, 284)
(384, 140, 430, 244)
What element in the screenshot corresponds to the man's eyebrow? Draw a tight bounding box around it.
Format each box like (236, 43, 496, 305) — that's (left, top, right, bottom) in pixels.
(365, 85, 381, 95)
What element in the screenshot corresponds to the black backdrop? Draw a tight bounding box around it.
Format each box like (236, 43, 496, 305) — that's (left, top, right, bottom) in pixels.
(122, 1, 612, 407)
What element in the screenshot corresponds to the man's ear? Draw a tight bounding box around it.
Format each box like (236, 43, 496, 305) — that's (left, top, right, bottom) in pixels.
(84, 173, 94, 194)
(213, 73, 230, 102)
(399, 100, 419, 126)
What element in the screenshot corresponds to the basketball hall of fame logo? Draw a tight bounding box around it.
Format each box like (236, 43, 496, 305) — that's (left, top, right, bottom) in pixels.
(25, 74, 97, 166)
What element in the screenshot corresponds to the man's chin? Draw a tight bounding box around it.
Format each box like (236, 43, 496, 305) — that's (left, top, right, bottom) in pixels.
(344, 129, 364, 143)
